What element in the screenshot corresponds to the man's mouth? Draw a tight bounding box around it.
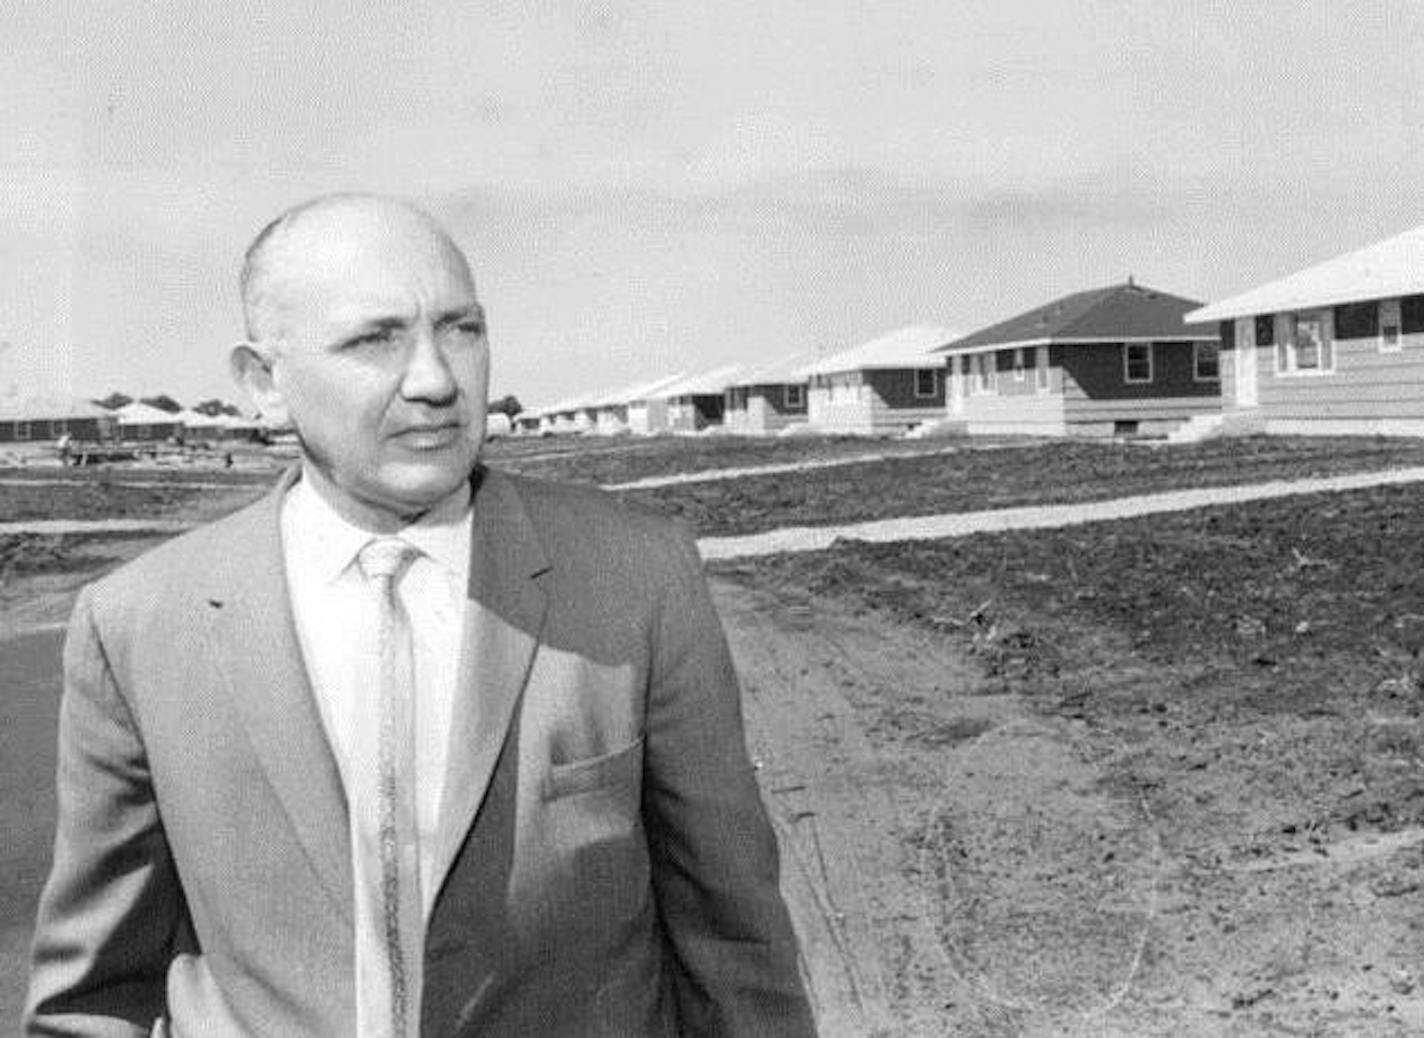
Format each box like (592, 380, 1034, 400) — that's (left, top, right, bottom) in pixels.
(392, 424, 465, 449)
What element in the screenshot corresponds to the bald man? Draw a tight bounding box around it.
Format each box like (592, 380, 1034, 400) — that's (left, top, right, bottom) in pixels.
(26, 195, 815, 1037)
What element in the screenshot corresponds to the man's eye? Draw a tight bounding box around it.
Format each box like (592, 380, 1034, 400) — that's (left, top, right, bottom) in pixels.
(343, 329, 397, 350)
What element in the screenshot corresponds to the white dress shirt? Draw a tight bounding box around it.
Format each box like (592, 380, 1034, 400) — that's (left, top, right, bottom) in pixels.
(281, 473, 471, 1027)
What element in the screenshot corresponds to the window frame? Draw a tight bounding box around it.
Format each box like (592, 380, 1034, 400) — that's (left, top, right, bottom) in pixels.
(783, 383, 805, 409)
(913, 367, 939, 399)
(1192, 340, 1221, 382)
(1278, 310, 1336, 376)
(1123, 342, 1154, 384)
(15, 420, 31, 441)
(1380, 299, 1402, 353)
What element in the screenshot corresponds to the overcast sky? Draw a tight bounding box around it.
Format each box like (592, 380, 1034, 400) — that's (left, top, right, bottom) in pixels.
(5, 1, 1424, 409)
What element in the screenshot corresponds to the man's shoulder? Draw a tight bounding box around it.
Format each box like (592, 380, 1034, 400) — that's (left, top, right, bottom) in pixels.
(487, 467, 688, 542)
(85, 489, 275, 607)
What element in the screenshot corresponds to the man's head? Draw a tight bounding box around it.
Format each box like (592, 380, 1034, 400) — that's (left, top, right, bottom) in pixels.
(232, 193, 489, 531)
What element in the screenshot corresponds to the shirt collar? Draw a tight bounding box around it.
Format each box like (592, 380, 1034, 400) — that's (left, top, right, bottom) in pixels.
(285, 472, 473, 586)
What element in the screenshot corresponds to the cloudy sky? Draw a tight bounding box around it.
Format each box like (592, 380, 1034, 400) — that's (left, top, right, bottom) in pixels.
(5, 1, 1424, 410)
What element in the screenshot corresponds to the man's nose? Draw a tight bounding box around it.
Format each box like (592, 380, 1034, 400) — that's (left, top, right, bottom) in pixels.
(400, 327, 459, 404)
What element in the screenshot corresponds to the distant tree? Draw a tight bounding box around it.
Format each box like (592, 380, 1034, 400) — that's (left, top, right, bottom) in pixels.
(95, 391, 132, 410)
(488, 394, 523, 419)
(194, 398, 242, 417)
(140, 394, 184, 414)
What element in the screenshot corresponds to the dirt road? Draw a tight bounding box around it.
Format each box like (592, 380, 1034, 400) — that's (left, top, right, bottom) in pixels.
(713, 576, 1424, 1037)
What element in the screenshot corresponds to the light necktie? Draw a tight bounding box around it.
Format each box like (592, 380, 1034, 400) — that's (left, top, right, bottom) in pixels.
(357, 537, 423, 1038)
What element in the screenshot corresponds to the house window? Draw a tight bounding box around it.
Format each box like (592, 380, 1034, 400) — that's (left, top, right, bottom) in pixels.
(1402, 294, 1424, 335)
(1254, 314, 1275, 347)
(1381, 299, 1402, 352)
(1282, 311, 1334, 374)
(1124, 343, 1153, 384)
(1035, 346, 1049, 391)
(1012, 348, 1028, 381)
(1193, 341, 1221, 382)
(15, 421, 31, 441)
(914, 368, 938, 398)
(784, 383, 805, 409)
(972, 353, 996, 394)
(1334, 301, 1379, 340)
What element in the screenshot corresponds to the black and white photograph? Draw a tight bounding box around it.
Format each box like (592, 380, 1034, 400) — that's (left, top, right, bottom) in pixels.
(5, 3, 1424, 1035)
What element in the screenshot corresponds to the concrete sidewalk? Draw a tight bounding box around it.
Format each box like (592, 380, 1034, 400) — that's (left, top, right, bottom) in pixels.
(697, 465, 1424, 560)
(8, 465, 1424, 554)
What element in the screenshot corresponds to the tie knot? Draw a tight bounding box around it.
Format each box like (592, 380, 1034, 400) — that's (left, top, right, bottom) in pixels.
(358, 537, 419, 582)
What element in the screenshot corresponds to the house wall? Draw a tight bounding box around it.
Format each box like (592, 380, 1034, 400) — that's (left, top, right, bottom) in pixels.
(0, 416, 116, 442)
(735, 384, 808, 434)
(119, 421, 182, 441)
(1224, 303, 1424, 435)
(1060, 341, 1220, 435)
(628, 398, 669, 435)
(951, 349, 1067, 434)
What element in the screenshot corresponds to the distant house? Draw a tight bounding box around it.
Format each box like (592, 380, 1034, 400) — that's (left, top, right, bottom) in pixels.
(658, 365, 742, 433)
(938, 281, 1221, 438)
(799, 325, 958, 435)
(586, 374, 685, 435)
(724, 353, 813, 435)
(115, 400, 184, 441)
(0, 395, 119, 444)
(1185, 224, 1424, 436)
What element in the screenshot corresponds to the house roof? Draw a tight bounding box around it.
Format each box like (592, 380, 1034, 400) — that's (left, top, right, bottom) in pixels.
(1186, 223, 1424, 323)
(657, 364, 744, 399)
(0, 394, 115, 421)
(797, 325, 959, 376)
(942, 282, 1209, 353)
(115, 401, 183, 424)
(726, 351, 816, 387)
(592, 372, 686, 408)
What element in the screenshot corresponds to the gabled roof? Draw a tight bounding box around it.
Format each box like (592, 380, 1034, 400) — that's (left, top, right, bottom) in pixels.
(726, 351, 816, 387)
(797, 325, 958, 376)
(1186, 223, 1424, 323)
(942, 282, 1208, 353)
(0, 394, 115, 421)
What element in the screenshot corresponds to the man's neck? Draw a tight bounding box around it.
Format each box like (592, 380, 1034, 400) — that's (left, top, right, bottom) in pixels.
(298, 462, 471, 534)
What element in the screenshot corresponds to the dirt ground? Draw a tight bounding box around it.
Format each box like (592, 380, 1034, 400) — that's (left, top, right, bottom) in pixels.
(716, 576, 1424, 1036)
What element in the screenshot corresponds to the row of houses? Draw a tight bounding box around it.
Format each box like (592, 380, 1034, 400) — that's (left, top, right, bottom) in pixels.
(520, 221, 1424, 440)
(0, 396, 268, 445)
(519, 280, 1222, 438)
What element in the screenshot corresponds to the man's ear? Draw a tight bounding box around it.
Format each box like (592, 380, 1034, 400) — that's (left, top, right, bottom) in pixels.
(230, 342, 290, 429)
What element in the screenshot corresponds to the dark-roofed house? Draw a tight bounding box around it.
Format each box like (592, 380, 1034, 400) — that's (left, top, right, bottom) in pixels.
(938, 281, 1222, 438)
(1185, 223, 1424, 436)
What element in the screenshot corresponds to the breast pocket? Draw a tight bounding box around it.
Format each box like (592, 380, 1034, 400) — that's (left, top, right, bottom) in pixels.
(544, 736, 645, 801)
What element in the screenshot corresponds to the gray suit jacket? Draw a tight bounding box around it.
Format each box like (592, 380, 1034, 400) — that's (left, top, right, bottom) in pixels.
(26, 466, 814, 1036)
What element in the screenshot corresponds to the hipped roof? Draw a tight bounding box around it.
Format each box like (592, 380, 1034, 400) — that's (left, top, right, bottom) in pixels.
(655, 364, 743, 399)
(1186, 223, 1424, 323)
(797, 325, 958, 376)
(943, 282, 1209, 353)
(726, 351, 816, 387)
(0, 395, 116, 421)
(116, 401, 183, 424)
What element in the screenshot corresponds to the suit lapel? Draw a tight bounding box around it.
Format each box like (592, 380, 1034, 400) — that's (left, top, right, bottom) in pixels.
(204, 469, 354, 921)
(430, 469, 549, 896)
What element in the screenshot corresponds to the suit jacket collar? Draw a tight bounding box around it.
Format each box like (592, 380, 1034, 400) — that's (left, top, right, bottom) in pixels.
(200, 464, 550, 923)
